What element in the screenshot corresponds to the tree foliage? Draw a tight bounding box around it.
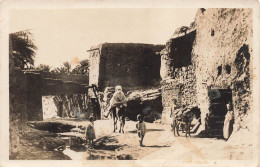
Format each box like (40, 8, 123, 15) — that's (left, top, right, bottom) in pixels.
(36, 64, 51, 72)
(9, 30, 37, 69)
(63, 61, 71, 73)
(51, 61, 72, 74)
(51, 59, 89, 75)
(71, 59, 89, 75)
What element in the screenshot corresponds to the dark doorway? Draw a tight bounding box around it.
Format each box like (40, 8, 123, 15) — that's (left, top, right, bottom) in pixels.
(207, 89, 232, 138)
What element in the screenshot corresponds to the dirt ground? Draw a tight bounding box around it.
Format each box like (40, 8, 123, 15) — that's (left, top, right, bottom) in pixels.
(16, 118, 254, 161)
(92, 120, 253, 160)
(15, 128, 71, 160)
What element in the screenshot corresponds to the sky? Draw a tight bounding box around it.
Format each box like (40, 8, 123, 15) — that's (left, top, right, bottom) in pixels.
(10, 8, 198, 68)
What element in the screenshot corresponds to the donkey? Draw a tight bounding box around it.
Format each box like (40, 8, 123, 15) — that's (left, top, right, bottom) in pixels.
(172, 107, 201, 138)
(183, 107, 201, 137)
(112, 105, 126, 133)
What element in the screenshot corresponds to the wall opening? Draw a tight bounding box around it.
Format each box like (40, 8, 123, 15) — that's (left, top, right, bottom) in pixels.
(42, 96, 58, 120)
(211, 29, 215, 36)
(170, 30, 196, 68)
(217, 66, 222, 76)
(201, 8, 206, 14)
(42, 94, 101, 121)
(226, 65, 231, 74)
(207, 89, 232, 138)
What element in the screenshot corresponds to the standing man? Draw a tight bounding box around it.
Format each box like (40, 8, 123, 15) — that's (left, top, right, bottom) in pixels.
(223, 102, 234, 140)
(170, 99, 177, 118)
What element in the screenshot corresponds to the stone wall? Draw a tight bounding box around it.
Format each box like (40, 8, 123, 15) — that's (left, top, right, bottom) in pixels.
(160, 28, 197, 124)
(160, 25, 196, 80)
(160, 8, 252, 131)
(89, 43, 164, 91)
(192, 8, 252, 131)
(161, 65, 197, 123)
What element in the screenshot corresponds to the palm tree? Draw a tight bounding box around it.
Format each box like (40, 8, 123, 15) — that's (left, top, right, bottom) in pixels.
(9, 30, 37, 70)
(63, 61, 71, 74)
(71, 59, 89, 75)
(52, 67, 67, 74)
(36, 64, 51, 72)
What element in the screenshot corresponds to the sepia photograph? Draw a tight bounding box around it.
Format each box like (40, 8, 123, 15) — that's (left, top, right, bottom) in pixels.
(1, 0, 259, 166)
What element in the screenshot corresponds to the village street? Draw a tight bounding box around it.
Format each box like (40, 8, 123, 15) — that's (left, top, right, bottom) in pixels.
(22, 118, 252, 161)
(92, 120, 253, 161)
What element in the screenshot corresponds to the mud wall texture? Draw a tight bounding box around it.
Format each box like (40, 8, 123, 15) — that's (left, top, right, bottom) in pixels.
(161, 65, 197, 123)
(192, 9, 252, 131)
(160, 28, 197, 123)
(89, 43, 164, 91)
(160, 27, 196, 80)
(9, 68, 27, 158)
(25, 72, 43, 121)
(88, 46, 102, 87)
(10, 71, 89, 122)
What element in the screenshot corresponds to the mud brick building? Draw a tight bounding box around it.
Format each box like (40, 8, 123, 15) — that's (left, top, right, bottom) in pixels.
(160, 24, 197, 123)
(193, 8, 252, 132)
(88, 43, 164, 121)
(88, 43, 164, 91)
(161, 8, 252, 135)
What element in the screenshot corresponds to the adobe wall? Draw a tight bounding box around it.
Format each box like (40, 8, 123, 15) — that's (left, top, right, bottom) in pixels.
(161, 65, 197, 123)
(89, 43, 164, 91)
(88, 45, 102, 88)
(10, 70, 90, 122)
(25, 72, 43, 121)
(192, 9, 253, 131)
(9, 68, 27, 158)
(41, 78, 88, 95)
(160, 28, 197, 124)
(27, 70, 89, 85)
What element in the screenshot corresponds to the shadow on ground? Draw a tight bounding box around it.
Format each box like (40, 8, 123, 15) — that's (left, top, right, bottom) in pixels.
(144, 145, 170, 148)
(128, 128, 165, 133)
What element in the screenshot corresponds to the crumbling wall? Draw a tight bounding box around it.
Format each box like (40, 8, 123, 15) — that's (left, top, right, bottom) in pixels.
(161, 65, 197, 123)
(160, 27, 197, 124)
(160, 24, 196, 80)
(89, 43, 164, 91)
(192, 8, 253, 131)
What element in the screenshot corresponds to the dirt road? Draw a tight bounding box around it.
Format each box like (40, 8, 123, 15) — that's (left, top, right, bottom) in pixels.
(91, 120, 253, 160)
(17, 118, 254, 161)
